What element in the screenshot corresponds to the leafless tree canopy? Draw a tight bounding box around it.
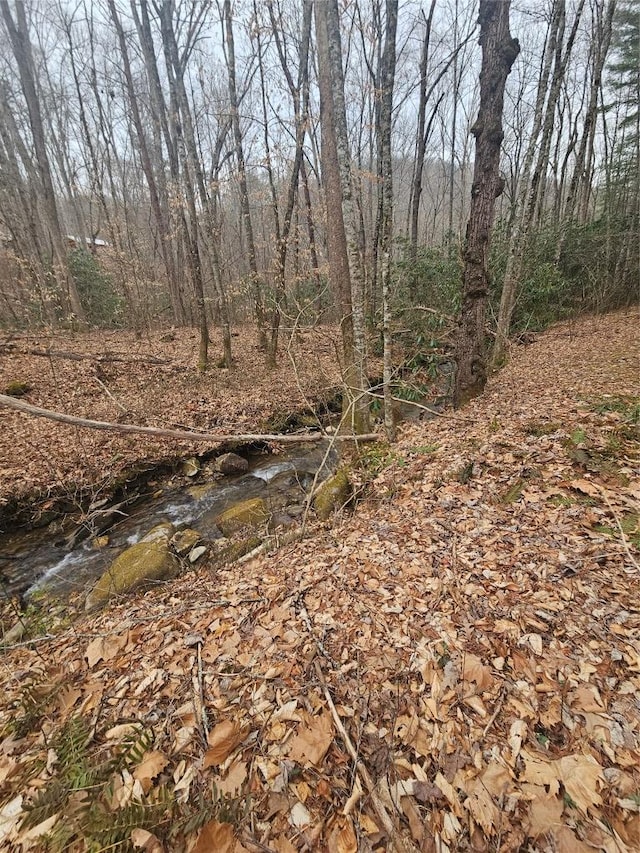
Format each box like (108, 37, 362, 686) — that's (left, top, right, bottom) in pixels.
(0, 0, 636, 394)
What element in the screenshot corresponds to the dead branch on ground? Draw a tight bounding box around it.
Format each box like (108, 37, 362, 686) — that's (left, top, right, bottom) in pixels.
(0, 394, 378, 445)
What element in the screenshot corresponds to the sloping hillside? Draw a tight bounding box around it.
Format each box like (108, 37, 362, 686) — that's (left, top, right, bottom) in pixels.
(1, 311, 638, 852)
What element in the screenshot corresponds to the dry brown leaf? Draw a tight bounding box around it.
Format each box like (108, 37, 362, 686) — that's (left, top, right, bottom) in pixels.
(191, 820, 235, 853)
(570, 479, 601, 498)
(216, 761, 247, 796)
(131, 828, 164, 852)
(327, 815, 357, 853)
(569, 685, 606, 713)
(463, 654, 493, 692)
(526, 793, 564, 837)
(57, 687, 82, 715)
(272, 836, 297, 853)
(288, 710, 334, 767)
(203, 720, 249, 768)
(463, 778, 500, 835)
(555, 754, 603, 813)
(400, 796, 424, 843)
(85, 632, 128, 667)
(508, 720, 527, 766)
(552, 826, 594, 853)
(133, 751, 169, 793)
(521, 750, 560, 796)
(480, 762, 512, 797)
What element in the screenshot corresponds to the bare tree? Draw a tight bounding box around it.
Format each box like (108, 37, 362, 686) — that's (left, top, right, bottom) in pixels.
(223, 0, 266, 351)
(0, 0, 86, 326)
(315, 0, 370, 433)
(454, 0, 519, 407)
(377, 0, 398, 440)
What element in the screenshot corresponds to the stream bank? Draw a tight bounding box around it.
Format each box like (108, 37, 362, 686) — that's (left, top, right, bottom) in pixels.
(0, 440, 343, 612)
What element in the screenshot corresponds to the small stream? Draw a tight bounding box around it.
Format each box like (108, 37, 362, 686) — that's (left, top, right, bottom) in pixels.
(0, 443, 337, 601)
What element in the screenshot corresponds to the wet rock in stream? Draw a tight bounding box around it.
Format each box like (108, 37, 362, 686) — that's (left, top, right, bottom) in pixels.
(215, 497, 269, 536)
(215, 452, 249, 475)
(3, 442, 339, 604)
(85, 522, 178, 610)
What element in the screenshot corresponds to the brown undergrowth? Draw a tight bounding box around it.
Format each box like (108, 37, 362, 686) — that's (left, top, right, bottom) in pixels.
(0, 310, 639, 851)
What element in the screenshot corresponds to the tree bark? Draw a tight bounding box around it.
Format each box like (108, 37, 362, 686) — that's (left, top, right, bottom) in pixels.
(319, 0, 370, 433)
(1, 0, 86, 327)
(223, 0, 267, 351)
(454, 0, 519, 408)
(265, 0, 313, 364)
(377, 0, 398, 440)
(315, 0, 370, 434)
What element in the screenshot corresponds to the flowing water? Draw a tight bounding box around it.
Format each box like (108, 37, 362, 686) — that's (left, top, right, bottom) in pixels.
(0, 443, 337, 600)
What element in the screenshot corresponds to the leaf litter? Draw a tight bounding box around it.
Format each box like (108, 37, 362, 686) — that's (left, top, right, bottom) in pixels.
(0, 311, 638, 851)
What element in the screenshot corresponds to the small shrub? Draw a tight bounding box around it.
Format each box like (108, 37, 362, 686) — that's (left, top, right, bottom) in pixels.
(68, 248, 123, 327)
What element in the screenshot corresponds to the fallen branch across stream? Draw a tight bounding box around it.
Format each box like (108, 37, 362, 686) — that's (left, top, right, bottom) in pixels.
(0, 394, 378, 445)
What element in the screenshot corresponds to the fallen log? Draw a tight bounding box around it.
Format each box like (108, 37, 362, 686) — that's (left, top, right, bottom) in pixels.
(0, 394, 378, 445)
(0, 344, 170, 365)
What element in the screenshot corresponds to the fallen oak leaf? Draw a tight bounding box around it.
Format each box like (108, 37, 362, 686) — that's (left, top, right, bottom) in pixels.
(555, 753, 603, 813)
(216, 760, 248, 796)
(413, 781, 445, 804)
(85, 631, 128, 667)
(131, 827, 164, 852)
(463, 654, 493, 693)
(327, 815, 357, 853)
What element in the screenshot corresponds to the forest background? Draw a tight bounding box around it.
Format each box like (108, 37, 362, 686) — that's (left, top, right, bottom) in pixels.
(0, 0, 637, 383)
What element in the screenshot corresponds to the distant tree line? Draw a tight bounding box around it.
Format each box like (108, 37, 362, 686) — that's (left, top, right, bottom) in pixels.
(0, 0, 636, 384)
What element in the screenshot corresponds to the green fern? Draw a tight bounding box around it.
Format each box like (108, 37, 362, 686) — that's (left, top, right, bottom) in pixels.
(21, 716, 248, 852)
(21, 717, 163, 851)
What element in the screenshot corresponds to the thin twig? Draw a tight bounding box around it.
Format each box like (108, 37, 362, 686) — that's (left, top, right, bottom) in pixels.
(482, 687, 507, 738)
(602, 493, 640, 573)
(313, 660, 418, 853)
(93, 376, 128, 414)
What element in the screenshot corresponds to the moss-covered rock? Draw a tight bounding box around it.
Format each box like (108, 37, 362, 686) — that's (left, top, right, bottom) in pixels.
(85, 522, 178, 610)
(4, 380, 31, 397)
(313, 469, 352, 520)
(216, 498, 268, 536)
(171, 528, 202, 555)
(209, 536, 262, 568)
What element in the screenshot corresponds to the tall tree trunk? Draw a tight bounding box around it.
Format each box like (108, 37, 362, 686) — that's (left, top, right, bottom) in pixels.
(107, 0, 190, 330)
(564, 0, 616, 227)
(492, 0, 572, 366)
(223, 0, 266, 351)
(409, 1, 436, 277)
(378, 0, 398, 440)
(454, 0, 519, 407)
(265, 0, 313, 364)
(315, 0, 370, 433)
(156, 0, 211, 372)
(1, 0, 86, 327)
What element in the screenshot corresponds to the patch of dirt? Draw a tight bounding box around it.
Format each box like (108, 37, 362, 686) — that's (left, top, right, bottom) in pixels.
(0, 311, 639, 852)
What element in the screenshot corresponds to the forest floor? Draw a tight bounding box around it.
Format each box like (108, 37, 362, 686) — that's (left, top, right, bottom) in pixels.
(0, 323, 346, 520)
(0, 310, 639, 852)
